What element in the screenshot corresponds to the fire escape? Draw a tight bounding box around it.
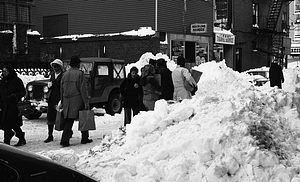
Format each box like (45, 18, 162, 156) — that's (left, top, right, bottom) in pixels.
(254, 0, 292, 59)
(267, 0, 285, 58)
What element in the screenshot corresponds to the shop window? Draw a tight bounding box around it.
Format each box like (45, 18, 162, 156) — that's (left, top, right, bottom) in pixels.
(196, 42, 208, 63)
(171, 40, 184, 62)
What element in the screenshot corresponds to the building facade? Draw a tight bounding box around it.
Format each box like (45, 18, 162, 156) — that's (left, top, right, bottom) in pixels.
(289, 0, 300, 65)
(0, 0, 292, 71)
(32, 0, 214, 65)
(214, 0, 292, 72)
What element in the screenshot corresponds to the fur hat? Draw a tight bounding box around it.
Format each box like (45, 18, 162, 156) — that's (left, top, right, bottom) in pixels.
(70, 56, 81, 66)
(50, 59, 63, 69)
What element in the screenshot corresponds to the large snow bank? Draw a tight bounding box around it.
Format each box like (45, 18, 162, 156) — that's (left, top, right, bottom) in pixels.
(20, 53, 300, 182)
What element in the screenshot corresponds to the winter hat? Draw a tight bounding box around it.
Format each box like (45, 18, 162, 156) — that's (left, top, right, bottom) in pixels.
(177, 56, 186, 67)
(157, 58, 166, 67)
(50, 59, 63, 70)
(70, 56, 81, 66)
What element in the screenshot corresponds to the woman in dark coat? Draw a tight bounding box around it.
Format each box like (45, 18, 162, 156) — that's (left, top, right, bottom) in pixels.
(269, 60, 284, 89)
(120, 66, 143, 126)
(157, 58, 174, 100)
(44, 59, 64, 143)
(0, 64, 26, 146)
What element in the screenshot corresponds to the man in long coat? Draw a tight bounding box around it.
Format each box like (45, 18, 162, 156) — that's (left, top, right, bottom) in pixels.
(269, 60, 284, 89)
(60, 56, 91, 147)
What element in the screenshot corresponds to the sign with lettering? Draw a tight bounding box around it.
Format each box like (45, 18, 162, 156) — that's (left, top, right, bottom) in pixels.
(215, 33, 235, 45)
(295, 0, 300, 14)
(191, 23, 207, 33)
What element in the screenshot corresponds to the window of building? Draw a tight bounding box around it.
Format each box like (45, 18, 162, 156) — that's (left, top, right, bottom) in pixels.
(43, 14, 68, 37)
(252, 3, 259, 27)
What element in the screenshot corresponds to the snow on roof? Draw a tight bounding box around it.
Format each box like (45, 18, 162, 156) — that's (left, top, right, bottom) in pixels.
(46, 27, 156, 41)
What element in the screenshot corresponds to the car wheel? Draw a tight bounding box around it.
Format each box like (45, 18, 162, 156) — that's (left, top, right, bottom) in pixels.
(24, 109, 42, 119)
(105, 93, 122, 115)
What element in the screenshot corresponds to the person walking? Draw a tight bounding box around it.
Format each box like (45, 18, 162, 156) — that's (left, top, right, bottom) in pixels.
(140, 64, 162, 110)
(172, 56, 197, 101)
(44, 59, 64, 143)
(120, 66, 143, 126)
(60, 56, 92, 147)
(0, 64, 27, 146)
(156, 58, 174, 100)
(269, 59, 284, 89)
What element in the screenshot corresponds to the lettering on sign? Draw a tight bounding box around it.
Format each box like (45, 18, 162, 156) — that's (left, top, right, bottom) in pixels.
(215, 33, 235, 45)
(191, 23, 207, 33)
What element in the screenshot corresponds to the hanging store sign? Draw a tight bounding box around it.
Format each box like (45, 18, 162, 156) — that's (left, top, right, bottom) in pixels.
(295, 0, 300, 14)
(215, 33, 235, 45)
(191, 23, 207, 33)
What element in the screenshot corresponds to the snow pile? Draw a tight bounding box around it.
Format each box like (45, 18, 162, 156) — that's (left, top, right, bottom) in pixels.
(18, 73, 47, 87)
(71, 60, 300, 182)
(37, 149, 79, 168)
(19, 53, 300, 181)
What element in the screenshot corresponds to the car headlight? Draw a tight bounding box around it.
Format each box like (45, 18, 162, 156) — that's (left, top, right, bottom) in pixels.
(43, 86, 49, 93)
(27, 85, 33, 92)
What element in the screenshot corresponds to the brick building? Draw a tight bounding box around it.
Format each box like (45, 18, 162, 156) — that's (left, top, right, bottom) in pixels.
(32, 0, 214, 65)
(0, 0, 293, 71)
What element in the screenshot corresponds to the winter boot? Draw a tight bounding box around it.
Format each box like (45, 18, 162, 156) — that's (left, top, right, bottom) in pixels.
(81, 131, 93, 144)
(14, 132, 26, 146)
(4, 130, 15, 145)
(44, 125, 54, 143)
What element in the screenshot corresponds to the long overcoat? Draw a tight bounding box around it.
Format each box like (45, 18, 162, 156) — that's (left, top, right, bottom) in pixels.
(47, 71, 63, 122)
(61, 68, 88, 119)
(269, 62, 284, 89)
(120, 73, 143, 108)
(0, 76, 26, 129)
(172, 66, 194, 101)
(158, 66, 174, 100)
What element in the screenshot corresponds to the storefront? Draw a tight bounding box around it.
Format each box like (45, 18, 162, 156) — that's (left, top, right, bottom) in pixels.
(160, 32, 211, 69)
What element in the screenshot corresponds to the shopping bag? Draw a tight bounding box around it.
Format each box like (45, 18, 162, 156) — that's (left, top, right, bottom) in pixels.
(17, 100, 34, 116)
(191, 69, 203, 83)
(54, 109, 65, 131)
(78, 110, 96, 131)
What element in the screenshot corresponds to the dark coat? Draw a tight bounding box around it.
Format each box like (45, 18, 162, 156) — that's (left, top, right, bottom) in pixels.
(158, 66, 174, 100)
(120, 73, 143, 108)
(269, 63, 284, 89)
(47, 72, 63, 122)
(0, 75, 26, 129)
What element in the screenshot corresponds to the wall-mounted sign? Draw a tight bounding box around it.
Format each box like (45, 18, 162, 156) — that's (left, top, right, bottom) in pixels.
(191, 23, 207, 33)
(295, 0, 300, 14)
(215, 33, 235, 45)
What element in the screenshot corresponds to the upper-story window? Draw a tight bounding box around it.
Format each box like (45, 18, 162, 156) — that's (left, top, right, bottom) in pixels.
(0, 0, 32, 24)
(252, 3, 259, 27)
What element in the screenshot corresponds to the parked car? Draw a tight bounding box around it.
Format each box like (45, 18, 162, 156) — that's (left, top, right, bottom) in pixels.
(0, 143, 97, 182)
(246, 67, 269, 86)
(24, 57, 126, 119)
